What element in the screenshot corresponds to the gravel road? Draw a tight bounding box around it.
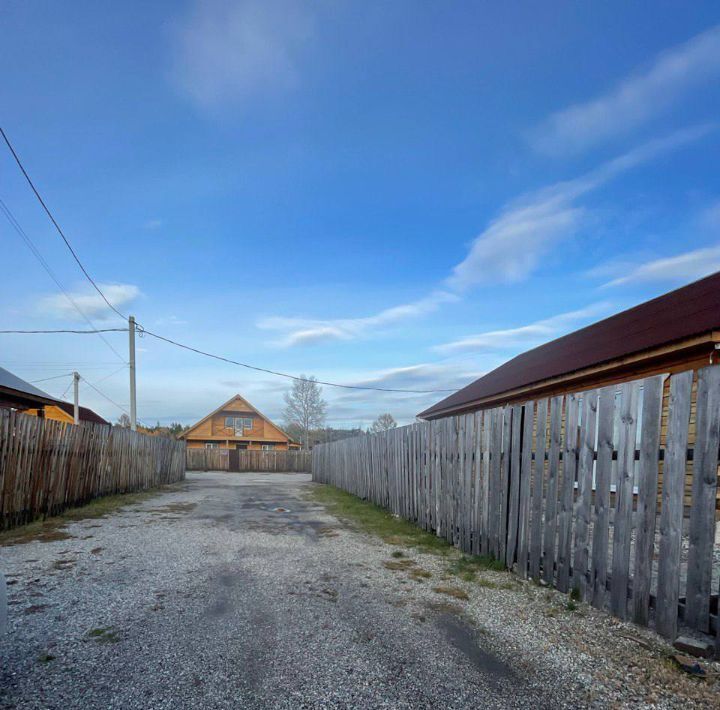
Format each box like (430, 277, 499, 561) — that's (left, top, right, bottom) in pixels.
(1, 472, 717, 709)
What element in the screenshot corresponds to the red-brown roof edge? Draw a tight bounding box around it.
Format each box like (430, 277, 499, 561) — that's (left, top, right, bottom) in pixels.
(419, 270, 720, 419)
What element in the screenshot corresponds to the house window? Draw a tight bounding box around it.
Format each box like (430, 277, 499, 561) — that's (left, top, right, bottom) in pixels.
(261, 444, 275, 451)
(205, 442, 219, 449)
(243, 417, 253, 429)
(224, 416, 234, 427)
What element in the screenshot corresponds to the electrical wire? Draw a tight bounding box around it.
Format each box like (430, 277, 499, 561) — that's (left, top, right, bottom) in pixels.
(0, 328, 127, 334)
(0, 197, 127, 362)
(30, 373, 73, 384)
(1, 126, 127, 321)
(139, 328, 457, 394)
(0, 129, 455, 396)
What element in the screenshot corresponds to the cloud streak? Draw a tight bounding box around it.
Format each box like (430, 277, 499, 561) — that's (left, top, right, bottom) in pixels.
(259, 127, 711, 348)
(448, 126, 712, 290)
(601, 245, 720, 288)
(434, 302, 611, 355)
(170, 0, 314, 110)
(38, 284, 141, 321)
(257, 290, 457, 347)
(531, 24, 720, 155)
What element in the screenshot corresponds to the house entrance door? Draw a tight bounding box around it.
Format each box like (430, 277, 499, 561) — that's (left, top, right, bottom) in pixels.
(228, 448, 240, 472)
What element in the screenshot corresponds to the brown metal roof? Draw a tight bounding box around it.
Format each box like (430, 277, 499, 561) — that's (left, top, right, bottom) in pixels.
(55, 402, 110, 426)
(419, 271, 720, 419)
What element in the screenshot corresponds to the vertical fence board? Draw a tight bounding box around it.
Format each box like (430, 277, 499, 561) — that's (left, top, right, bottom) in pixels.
(632, 375, 664, 626)
(611, 381, 640, 620)
(542, 396, 563, 586)
(685, 365, 720, 632)
(557, 393, 579, 593)
(573, 389, 598, 600)
(591, 385, 615, 610)
(529, 399, 548, 581)
(656, 370, 693, 640)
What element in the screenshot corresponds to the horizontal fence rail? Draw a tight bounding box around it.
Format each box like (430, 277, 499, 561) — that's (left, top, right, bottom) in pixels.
(186, 448, 311, 473)
(0, 409, 186, 530)
(313, 366, 720, 644)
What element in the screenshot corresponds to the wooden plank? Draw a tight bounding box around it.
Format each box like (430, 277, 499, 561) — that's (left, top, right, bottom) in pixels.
(685, 365, 720, 632)
(529, 399, 548, 581)
(656, 370, 693, 640)
(542, 396, 563, 586)
(557, 393, 579, 593)
(632, 375, 664, 626)
(591, 385, 616, 610)
(516, 402, 534, 579)
(481, 410, 492, 556)
(505, 404, 523, 568)
(573, 389, 598, 600)
(611, 381, 640, 619)
(499, 405, 512, 564)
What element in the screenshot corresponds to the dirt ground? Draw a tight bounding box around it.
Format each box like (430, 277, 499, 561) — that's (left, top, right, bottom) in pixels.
(0, 472, 718, 709)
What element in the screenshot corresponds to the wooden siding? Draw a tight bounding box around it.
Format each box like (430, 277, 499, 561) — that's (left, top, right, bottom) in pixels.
(182, 395, 296, 448)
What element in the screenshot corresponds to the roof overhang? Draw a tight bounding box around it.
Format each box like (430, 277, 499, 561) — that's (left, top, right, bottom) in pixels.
(421, 332, 719, 420)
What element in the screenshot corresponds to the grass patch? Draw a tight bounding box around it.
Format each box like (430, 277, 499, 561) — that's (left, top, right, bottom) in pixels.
(566, 600, 578, 612)
(409, 568, 432, 580)
(390, 550, 405, 559)
(86, 626, 120, 644)
(446, 554, 506, 581)
(432, 585, 470, 601)
(570, 587, 581, 602)
(309, 484, 452, 555)
(37, 652, 56, 663)
(383, 559, 416, 570)
(0, 488, 165, 546)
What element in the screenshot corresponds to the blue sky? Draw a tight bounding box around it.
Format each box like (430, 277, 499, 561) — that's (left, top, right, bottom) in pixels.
(2, 1, 720, 428)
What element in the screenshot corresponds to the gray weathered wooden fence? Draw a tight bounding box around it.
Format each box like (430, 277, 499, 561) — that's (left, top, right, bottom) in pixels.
(186, 448, 230, 471)
(186, 448, 311, 473)
(0, 409, 186, 530)
(313, 366, 720, 644)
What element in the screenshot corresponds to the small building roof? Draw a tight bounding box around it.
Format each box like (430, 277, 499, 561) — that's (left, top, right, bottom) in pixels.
(0, 366, 62, 408)
(419, 271, 720, 419)
(55, 401, 110, 426)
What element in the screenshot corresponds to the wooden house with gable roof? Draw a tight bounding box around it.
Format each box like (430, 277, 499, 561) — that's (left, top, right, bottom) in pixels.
(180, 394, 300, 451)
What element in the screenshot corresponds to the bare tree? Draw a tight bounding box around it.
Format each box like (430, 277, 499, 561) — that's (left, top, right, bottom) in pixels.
(116, 413, 131, 429)
(283, 376, 327, 449)
(370, 413, 397, 433)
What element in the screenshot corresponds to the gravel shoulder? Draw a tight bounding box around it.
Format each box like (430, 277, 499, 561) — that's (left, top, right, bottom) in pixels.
(0, 472, 717, 709)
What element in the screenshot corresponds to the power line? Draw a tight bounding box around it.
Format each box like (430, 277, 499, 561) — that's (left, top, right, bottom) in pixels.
(0, 328, 127, 334)
(139, 328, 457, 394)
(0, 197, 127, 362)
(0, 126, 126, 321)
(30, 373, 73, 384)
(0, 129, 454, 396)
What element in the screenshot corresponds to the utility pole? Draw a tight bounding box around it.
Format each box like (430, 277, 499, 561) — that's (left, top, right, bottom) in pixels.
(129, 315, 137, 431)
(73, 371, 80, 425)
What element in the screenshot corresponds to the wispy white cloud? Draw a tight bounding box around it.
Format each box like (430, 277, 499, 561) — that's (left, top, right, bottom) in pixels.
(601, 245, 720, 288)
(38, 284, 141, 321)
(257, 290, 457, 347)
(434, 302, 611, 355)
(258, 127, 710, 349)
(531, 24, 720, 156)
(448, 126, 712, 290)
(170, 0, 313, 110)
(143, 219, 163, 230)
(323, 362, 481, 426)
